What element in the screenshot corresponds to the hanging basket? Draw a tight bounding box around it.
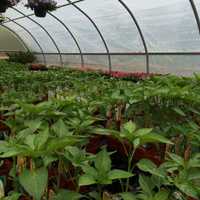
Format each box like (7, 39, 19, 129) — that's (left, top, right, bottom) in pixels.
(0, 4, 8, 13)
(34, 6, 47, 17)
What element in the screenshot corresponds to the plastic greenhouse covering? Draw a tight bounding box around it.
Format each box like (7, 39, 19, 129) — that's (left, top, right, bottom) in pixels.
(0, 0, 200, 75)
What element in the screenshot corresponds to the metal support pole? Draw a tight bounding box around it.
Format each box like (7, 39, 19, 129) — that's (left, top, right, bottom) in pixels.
(189, 0, 200, 34)
(3, 0, 86, 24)
(118, 0, 150, 74)
(47, 12, 84, 67)
(67, 0, 112, 72)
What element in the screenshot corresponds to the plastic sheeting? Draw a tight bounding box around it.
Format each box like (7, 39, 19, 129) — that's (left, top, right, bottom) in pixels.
(0, 0, 200, 75)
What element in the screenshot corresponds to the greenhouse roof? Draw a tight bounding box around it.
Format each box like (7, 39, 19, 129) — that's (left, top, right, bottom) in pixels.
(0, 0, 200, 75)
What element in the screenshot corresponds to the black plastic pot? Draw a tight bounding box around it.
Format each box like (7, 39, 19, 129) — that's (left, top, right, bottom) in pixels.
(0, 4, 8, 13)
(34, 6, 47, 17)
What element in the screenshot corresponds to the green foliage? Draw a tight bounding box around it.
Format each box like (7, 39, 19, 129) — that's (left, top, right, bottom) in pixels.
(79, 148, 133, 186)
(19, 168, 48, 200)
(8, 51, 35, 64)
(51, 190, 83, 200)
(119, 121, 172, 148)
(1, 61, 200, 199)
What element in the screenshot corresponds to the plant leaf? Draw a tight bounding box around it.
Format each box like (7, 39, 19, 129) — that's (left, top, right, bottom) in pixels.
(154, 190, 169, 200)
(123, 121, 136, 133)
(108, 169, 133, 180)
(19, 168, 48, 200)
(120, 192, 137, 200)
(140, 133, 173, 145)
(95, 148, 111, 174)
(79, 174, 96, 186)
(137, 159, 164, 178)
(139, 175, 154, 197)
(24, 119, 42, 133)
(52, 190, 83, 200)
(52, 119, 70, 137)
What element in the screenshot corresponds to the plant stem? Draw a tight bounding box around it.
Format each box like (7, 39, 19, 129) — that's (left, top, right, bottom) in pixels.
(125, 148, 135, 192)
(97, 184, 102, 198)
(57, 158, 62, 189)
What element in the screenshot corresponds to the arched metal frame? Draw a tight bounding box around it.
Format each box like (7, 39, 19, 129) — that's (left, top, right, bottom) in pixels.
(11, 7, 64, 66)
(118, 0, 149, 73)
(189, 0, 200, 34)
(0, 0, 200, 73)
(4, 0, 86, 24)
(47, 11, 84, 68)
(0, 24, 29, 52)
(5, 17, 46, 64)
(66, 0, 112, 73)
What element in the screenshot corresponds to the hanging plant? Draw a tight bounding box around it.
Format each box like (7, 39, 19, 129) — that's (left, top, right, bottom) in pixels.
(26, 0, 57, 17)
(0, 0, 20, 13)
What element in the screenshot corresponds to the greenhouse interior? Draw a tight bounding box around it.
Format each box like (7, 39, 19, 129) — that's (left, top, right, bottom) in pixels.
(0, 0, 200, 199)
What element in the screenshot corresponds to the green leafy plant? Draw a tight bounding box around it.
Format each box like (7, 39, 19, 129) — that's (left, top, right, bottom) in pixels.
(8, 52, 36, 64)
(79, 148, 133, 187)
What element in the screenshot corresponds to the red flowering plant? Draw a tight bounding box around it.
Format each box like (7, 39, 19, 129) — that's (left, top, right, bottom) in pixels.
(101, 70, 159, 82)
(74, 66, 158, 81)
(0, 0, 20, 13)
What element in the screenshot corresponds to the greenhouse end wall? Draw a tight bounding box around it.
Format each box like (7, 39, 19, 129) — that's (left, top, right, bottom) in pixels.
(0, 27, 26, 52)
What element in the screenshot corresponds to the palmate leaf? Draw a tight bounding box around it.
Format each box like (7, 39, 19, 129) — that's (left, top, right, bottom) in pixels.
(19, 168, 48, 200)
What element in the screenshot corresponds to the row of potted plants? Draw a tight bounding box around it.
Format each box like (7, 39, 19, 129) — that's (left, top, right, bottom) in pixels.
(76, 66, 159, 82)
(0, 0, 57, 17)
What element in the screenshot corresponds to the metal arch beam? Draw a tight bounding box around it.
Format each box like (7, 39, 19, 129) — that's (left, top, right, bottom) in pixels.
(11, 7, 63, 66)
(189, 0, 200, 34)
(118, 0, 150, 74)
(66, 0, 112, 73)
(6, 17, 46, 64)
(3, 0, 86, 24)
(1, 24, 29, 52)
(47, 12, 84, 68)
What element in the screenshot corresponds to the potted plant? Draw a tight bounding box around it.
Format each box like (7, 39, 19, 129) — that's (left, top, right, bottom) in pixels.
(0, 0, 20, 13)
(26, 0, 57, 17)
